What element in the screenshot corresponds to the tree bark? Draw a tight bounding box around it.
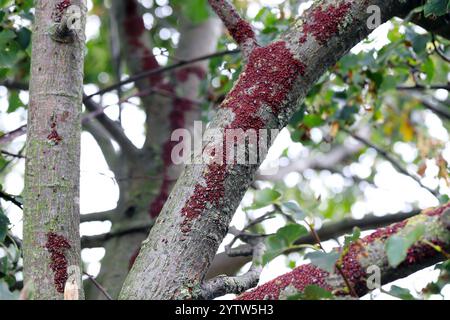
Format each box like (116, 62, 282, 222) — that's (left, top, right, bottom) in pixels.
(23, 0, 86, 299)
(119, 0, 425, 300)
(238, 204, 450, 299)
(87, 1, 221, 299)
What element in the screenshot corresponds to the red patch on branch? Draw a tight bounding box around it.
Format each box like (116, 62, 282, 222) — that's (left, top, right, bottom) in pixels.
(148, 81, 203, 218)
(424, 202, 450, 217)
(179, 41, 305, 233)
(128, 247, 140, 270)
(52, 0, 71, 23)
(45, 232, 71, 293)
(47, 119, 62, 145)
(175, 67, 206, 82)
(223, 41, 306, 117)
(300, 2, 352, 44)
(229, 20, 255, 45)
(239, 205, 450, 299)
(405, 240, 446, 265)
(237, 264, 331, 300)
(123, 1, 161, 85)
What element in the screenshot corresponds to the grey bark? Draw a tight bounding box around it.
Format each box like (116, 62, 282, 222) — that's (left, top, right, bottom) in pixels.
(23, 0, 86, 299)
(119, 0, 425, 300)
(87, 2, 221, 299)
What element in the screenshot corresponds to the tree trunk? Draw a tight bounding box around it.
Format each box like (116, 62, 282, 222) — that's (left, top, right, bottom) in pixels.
(119, 0, 424, 300)
(23, 0, 86, 300)
(87, 1, 221, 299)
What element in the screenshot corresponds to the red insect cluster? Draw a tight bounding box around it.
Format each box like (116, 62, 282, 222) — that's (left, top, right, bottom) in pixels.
(239, 204, 450, 299)
(52, 0, 71, 23)
(300, 2, 352, 44)
(175, 67, 206, 83)
(45, 232, 71, 293)
(238, 264, 331, 300)
(47, 120, 62, 145)
(123, 1, 161, 85)
(179, 41, 306, 233)
(229, 20, 255, 45)
(425, 201, 450, 217)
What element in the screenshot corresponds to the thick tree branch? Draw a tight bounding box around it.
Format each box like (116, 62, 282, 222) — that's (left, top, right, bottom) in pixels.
(208, 0, 257, 58)
(237, 203, 450, 299)
(119, 0, 428, 300)
(199, 241, 265, 299)
(207, 209, 420, 279)
(82, 120, 120, 172)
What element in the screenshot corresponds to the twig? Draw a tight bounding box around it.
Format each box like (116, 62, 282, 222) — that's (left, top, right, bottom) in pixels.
(84, 49, 240, 101)
(83, 272, 113, 300)
(207, 0, 257, 59)
(0, 125, 26, 145)
(0, 190, 23, 209)
(397, 84, 450, 91)
(431, 33, 450, 63)
(1, 150, 25, 159)
(304, 218, 358, 297)
(80, 210, 114, 223)
(81, 222, 153, 248)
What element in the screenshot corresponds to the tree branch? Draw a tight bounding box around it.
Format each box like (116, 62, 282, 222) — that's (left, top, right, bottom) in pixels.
(84, 49, 239, 101)
(237, 203, 450, 299)
(83, 96, 138, 158)
(199, 241, 265, 299)
(0, 190, 23, 209)
(81, 222, 152, 248)
(119, 0, 429, 300)
(80, 210, 115, 223)
(207, 209, 420, 279)
(208, 0, 257, 59)
(0, 125, 26, 145)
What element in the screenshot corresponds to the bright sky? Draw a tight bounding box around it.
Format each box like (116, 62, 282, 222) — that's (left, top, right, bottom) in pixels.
(0, 0, 449, 299)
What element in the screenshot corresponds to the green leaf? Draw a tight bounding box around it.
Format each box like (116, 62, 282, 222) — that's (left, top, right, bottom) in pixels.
(302, 285, 334, 300)
(7, 91, 24, 113)
(0, 280, 17, 300)
(0, 208, 10, 242)
(305, 251, 340, 273)
(303, 114, 324, 128)
(281, 201, 306, 220)
(344, 227, 361, 248)
(387, 285, 415, 300)
(0, 30, 21, 68)
(263, 223, 308, 264)
(183, 0, 209, 23)
(421, 57, 435, 84)
(16, 27, 31, 50)
(424, 0, 449, 17)
(277, 223, 309, 245)
(247, 188, 281, 210)
(385, 225, 425, 268)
